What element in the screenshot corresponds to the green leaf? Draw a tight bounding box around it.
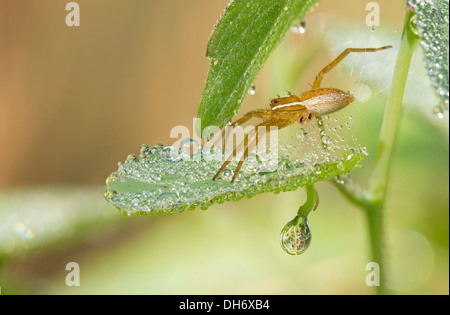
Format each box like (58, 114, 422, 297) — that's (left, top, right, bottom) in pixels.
(197, 0, 320, 136)
(408, 0, 449, 112)
(104, 143, 366, 216)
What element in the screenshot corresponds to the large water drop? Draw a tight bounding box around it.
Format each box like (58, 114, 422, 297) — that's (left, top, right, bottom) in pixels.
(280, 215, 311, 255)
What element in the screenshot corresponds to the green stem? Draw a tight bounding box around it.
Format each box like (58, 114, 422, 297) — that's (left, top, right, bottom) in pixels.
(332, 8, 418, 295)
(367, 9, 418, 204)
(366, 9, 418, 295)
(296, 185, 319, 220)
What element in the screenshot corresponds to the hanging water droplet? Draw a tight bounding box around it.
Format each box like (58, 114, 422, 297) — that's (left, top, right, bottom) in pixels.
(433, 105, 445, 119)
(280, 215, 311, 255)
(248, 83, 256, 95)
(285, 90, 292, 97)
(290, 19, 306, 34)
(161, 145, 181, 162)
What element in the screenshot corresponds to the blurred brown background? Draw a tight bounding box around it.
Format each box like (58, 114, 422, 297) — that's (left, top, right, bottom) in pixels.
(0, 0, 228, 186)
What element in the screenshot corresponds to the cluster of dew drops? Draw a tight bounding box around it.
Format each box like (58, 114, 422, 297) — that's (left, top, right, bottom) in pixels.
(408, 0, 449, 118)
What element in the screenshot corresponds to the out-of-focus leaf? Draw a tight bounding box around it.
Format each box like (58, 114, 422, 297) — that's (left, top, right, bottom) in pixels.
(0, 187, 122, 257)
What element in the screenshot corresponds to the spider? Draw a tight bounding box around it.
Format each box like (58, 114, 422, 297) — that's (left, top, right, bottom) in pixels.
(212, 46, 393, 182)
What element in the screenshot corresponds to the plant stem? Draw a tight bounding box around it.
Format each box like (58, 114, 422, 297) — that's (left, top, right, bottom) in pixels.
(366, 8, 418, 294)
(297, 185, 319, 218)
(367, 9, 418, 204)
(332, 8, 418, 295)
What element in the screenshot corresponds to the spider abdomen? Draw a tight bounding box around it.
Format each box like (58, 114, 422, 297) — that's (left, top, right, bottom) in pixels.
(300, 87, 355, 115)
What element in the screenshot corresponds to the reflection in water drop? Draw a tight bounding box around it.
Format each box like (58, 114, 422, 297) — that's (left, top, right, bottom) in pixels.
(280, 215, 311, 255)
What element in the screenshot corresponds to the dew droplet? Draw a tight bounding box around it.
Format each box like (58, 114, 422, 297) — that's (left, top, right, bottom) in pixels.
(322, 135, 332, 145)
(151, 143, 164, 154)
(290, 19, 306, 34)
(280, 215, 311, 255)
(106, 172, 119, 185)
(161, 145, 181, 162)
(179, 138, 201, 160)
(220, 169, 233, 181)
(248, 83, 256, 95)
(277, 158, 292, 177)
(139, 144, 151, 158)
(296, 128, 308, 140)
(125, 154, 137, 163)
(241, 153, 261, 175)
(156, 192, 178, 208)
(433, 105, 445, 119)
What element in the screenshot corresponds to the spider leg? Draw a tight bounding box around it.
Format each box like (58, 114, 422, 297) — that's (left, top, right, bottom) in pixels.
(212, 119, 291, 182)
(230, 119, 292, 182)
(312, 46, 392, 89)
(212, 128, 254, 181)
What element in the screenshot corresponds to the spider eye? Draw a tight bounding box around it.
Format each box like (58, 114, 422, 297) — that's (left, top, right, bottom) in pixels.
(273, 100, 278, 104)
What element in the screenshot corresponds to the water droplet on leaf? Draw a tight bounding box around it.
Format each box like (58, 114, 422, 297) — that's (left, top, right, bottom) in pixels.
(290, 19, 306, 34)
(179, 138, 201, 160)
(161, 146, 181, 162)
(433, 105, 445, 119)
(248, 83, 256, 95)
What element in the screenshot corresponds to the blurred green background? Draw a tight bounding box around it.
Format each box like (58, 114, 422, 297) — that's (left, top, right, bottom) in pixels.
(0, 0, 448, 294)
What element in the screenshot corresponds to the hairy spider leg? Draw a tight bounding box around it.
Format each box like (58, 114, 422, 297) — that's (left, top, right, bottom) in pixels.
(312, 46, 393, 89)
